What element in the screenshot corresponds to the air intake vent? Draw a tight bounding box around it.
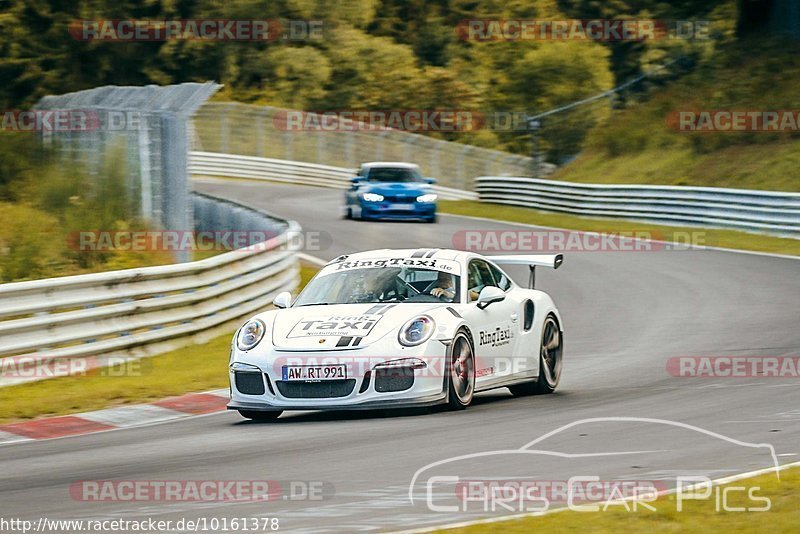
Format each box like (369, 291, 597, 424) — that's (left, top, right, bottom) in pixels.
(276, 379, 356, 398)
(235, 372, 266, 395)
(374, 367, 415, 393)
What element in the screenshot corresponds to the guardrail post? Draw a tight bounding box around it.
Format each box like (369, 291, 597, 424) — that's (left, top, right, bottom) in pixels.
(162, 111, 192, 263)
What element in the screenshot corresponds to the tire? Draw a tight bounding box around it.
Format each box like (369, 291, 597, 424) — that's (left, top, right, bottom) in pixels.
(426, 214, 438, 223)
(343, 207, 353, 220)
(509, 315, 563, 396)
(447, 330, 475, 410)
(238, 410, 282, 421)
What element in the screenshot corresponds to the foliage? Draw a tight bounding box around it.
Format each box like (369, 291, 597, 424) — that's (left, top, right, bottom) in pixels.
(0, 132, 171, 282)
(0, 0, 793, 177)
(0, 0, 653, 161)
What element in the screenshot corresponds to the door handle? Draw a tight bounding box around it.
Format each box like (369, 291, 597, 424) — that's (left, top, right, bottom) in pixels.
(510, 313, 519, 322)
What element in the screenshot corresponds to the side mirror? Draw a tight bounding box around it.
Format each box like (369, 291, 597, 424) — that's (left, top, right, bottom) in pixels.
(425, 177, 437, 184)
(350, 176, 364, 185)
(273, 291, 292, 309)
(476, 286, 505, 309)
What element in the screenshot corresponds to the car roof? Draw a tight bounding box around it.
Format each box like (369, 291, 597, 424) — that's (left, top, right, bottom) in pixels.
(360, 162, 421, 170)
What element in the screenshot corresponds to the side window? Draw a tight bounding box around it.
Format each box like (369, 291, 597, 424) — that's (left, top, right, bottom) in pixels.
(488, 263, 511, 291)
(467, 260, 496, 301)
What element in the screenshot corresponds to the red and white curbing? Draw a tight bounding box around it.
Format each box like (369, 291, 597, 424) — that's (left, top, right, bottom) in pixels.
(0, 389, 229, 444)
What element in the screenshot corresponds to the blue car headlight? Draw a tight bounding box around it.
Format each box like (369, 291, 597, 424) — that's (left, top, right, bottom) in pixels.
(416, 193, 437, 203)
(362, 193, 384, 202)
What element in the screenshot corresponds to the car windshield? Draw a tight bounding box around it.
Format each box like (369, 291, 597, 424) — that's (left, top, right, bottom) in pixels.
(294, 266, 461, 305)
(366, 167, 423, 183)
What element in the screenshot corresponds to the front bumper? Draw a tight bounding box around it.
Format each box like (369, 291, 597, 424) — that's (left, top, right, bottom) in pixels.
(228, 342, 449, 411)
(228, 392, 447, 412)
(360, 201, 436, 220)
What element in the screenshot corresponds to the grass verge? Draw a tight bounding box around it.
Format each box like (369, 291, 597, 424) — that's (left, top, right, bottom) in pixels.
(550, 38, 800, 192)
(439, 200, 800, 257)
(0, 265, 318, 424)
(440, 466, 800, 533)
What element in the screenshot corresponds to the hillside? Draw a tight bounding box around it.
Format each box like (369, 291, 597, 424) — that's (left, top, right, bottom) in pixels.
(552, 39, 800, 192)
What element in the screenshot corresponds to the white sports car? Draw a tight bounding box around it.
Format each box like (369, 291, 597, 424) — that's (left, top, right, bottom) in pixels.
(227, 248, 564, 420)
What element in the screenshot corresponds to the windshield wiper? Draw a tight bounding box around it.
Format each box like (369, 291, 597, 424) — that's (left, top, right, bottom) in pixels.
(295, 302, 330, 307)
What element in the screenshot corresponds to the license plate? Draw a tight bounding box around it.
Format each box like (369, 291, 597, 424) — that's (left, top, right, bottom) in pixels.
(282, 365, 347, 381)
(390, 203, 415, 210)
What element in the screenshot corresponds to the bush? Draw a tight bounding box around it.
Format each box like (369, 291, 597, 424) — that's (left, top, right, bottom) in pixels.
(0, 132, 172, 282)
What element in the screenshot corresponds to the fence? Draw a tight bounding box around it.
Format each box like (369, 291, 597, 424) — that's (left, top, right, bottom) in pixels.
(0, 193, 301, 388)
(476, 176, 800, 236)
(189, 151, 478, 200)
(192, 102, 533, 191)
(35, 83, 221, 262)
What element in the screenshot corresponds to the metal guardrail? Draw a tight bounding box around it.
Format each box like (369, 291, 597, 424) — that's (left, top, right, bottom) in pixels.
(189, 151, 479, 201)
(192, 102, 535, 191)
(0, 193, 301, 387)
(476, 176, 800, 236)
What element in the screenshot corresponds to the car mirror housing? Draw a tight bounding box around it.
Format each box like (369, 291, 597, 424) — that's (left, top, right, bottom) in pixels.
(425, 177, 436, 184)
(273, 291, 292, 309)
(476, 286, 505, 309)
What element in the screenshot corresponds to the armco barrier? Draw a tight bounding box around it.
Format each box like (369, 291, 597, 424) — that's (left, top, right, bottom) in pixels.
(476, 176, 800, 236)
(0, 193, 301, 387)
(189, 151, 479, 201)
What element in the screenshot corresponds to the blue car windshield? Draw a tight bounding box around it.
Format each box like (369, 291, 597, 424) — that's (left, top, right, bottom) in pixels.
(367, 168, 423, 183)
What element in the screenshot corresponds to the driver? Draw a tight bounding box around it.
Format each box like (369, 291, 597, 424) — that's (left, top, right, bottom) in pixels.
(466, 270, 484, 301)
(350, 269, 398, 303)
(429, 271, 456, 300)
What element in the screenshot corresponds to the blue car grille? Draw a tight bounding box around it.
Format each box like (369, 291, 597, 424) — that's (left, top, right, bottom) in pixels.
(383, 194, 416, 203)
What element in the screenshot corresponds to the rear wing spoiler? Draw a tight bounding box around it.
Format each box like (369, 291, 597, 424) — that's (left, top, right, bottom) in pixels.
(486, 254, 563, 289)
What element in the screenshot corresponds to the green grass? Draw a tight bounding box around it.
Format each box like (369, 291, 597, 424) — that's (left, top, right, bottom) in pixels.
(441, 466, 800, 533)
(554, 141, 800, 192)
(439, 200, 800, 256)
(0, 265, 318, 424)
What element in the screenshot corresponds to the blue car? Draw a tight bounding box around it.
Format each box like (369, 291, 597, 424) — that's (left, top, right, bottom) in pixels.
(343, 162, 438, 223)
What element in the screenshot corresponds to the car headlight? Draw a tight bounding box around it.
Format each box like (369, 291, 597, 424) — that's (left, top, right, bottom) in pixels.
(398, 315, 435, 346)
(237, 319, 266, 351)
(416, 193, 437, 203)
(362, 193, 384, 202)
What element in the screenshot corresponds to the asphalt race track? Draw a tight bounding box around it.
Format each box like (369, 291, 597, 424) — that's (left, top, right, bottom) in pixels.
(1, 179, 799, 533)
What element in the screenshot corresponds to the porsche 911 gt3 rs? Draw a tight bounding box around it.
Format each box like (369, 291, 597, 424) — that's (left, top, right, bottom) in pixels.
(227, 248, 564, 420)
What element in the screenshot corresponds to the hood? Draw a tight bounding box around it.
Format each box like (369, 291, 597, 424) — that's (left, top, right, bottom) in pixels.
(271, 302, 439, 351)
(361, 182, 431, 197)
